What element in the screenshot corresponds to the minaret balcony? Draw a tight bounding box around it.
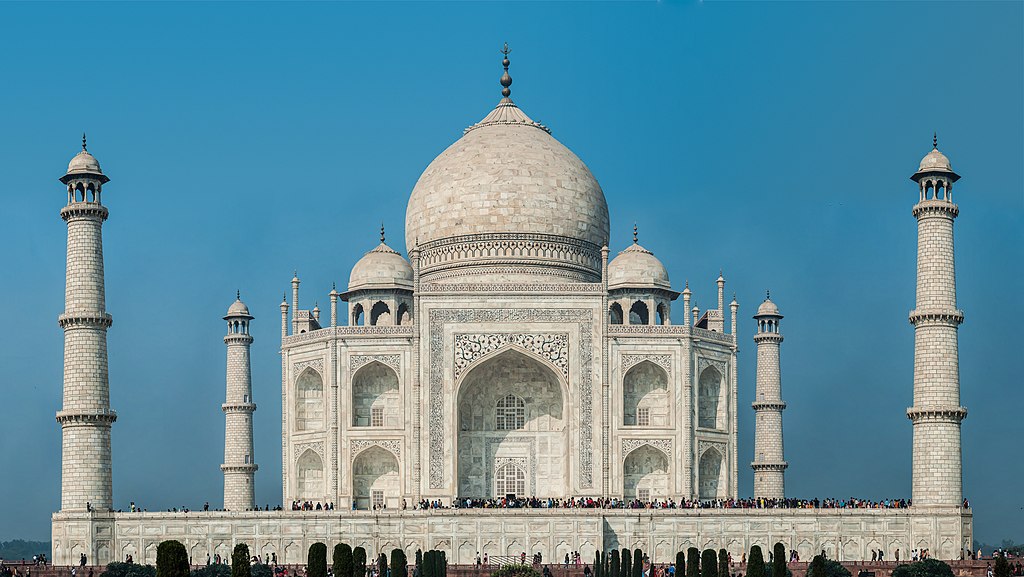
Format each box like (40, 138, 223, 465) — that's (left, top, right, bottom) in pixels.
(56, 409, 117, 425)
(906, 406, 967, 423)
(58, 313, 113, 329)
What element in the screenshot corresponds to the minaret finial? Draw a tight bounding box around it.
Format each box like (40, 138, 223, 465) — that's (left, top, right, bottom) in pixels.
(633, 223, 638, 244)
(332, 281, 336, 290)
(82, 133, 87, 151)
(500, 42, 512, 99)
(380, 222, 386, 243)
(236, 289, 240, 300)
(766, 289, 771, 300)
(933, 132, 938, 149)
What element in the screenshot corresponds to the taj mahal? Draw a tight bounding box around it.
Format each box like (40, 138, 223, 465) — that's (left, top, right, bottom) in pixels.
(50, 48, 972, 566)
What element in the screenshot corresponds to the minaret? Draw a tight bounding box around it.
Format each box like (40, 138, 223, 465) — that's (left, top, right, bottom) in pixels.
(752, 292, 786, 499)
(57, 135, 116, 512)
(222, 292, 257, 511)
(908, 136, 966, 508)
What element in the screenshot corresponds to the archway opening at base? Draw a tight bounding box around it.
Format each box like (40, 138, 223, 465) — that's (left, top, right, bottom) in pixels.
(698, 447, 724, 500)
(623, 445, 669, 501)
(456, 348, 567, 498)
(296, 449, 324, 500)
(352, 446, 399, 510)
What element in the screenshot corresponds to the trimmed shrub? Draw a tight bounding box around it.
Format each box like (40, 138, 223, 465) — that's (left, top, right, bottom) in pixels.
(335, 545, 353, 577)
(191, 565, 229, 577)
(701, 549, 718, 577)
(377, 553, 388, 577)
(391, 549, 407, 577)
(610, 548, 621, 577)
(622, 549, 631, 577)
(807, 556, 827, 577)
(994, 556, 1010, 577)
(415, 550, 422, 577)
(633, 549, 643, 577)
(747, 547, 766, 577)
(891, 560, 953, 577)
(772, 544, 786, 577)
(686, 548, 700, 577)
(595, 551, 602, 577)
(251, 565, 271, 577)
(308, 544, 328, 577)
(492, 565, 541, 577)
(353, 547, 367, 577)
(718, 549, 728, 577)
(104, 562, 157, 577)
(231, 545, 252, 577)
(157, 542, 189, 577)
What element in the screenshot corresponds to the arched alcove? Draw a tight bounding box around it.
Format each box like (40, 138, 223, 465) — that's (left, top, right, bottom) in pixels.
(296, 450, 324, 500)
(698, 447, 724, 500)
(697, 366, 724, 429)
(295, 369, 324, 431)
(623, 445, 670, 500)
(623, 361, 668, 427)
(352, 446, 399, 509)
(352, 361, 399, 427)
(370, 301, 392, 326)
(456, 348, 567, 498)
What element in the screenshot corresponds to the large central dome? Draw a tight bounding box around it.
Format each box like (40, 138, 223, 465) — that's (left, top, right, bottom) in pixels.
(405, 54, 610, 283)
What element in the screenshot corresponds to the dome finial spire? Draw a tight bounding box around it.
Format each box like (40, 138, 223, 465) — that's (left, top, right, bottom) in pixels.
(766, 289, 771, 300)
(500, 42, 512, 99)
(236, 289, 240, 300)
(633, 222, 638, 244)
(380, 222, 386, 243)
(933, 132, 938, 149)
(82, 132, 87, 151)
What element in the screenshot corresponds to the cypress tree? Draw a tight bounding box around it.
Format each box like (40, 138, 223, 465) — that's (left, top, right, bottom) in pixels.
(335, 545, 353, 577)
(439, 551, 447, 577)
(611, 549, 621, 577)
(718, 549, 728, 577)
(232, 544, 252, 577)
(421, 552, 433, 577)
(686, 548, 700, 577)
(747, 547, 766, 577)
(308, 544, 328, 577)
(377, 553, 388, 577)
(595, 551, 602, 577)
(415, 550, 422, 577)
(157, 540, 189, 577)
(675, 552, 685, 577)
(632, 549, 643, 577)
(701, 549, 718, 577)
(353, 547, 367, 577)
(391, 549, 407, 577)
(772, 544, 786, 577)
(622, 549, 632, 577)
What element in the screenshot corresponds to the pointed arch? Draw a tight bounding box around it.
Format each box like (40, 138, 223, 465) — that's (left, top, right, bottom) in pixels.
(623, 444, 670, 500)
(629, 300, 649, 325)
(370, 301, 391, 326)
(698, 446, 724, 500)
(351, 303, 364, 326)
(296, 449, 324, 500)
(295, 367, 324, 431)
(352, 445, 399, 510)
(352, 361, 399, 427)
(623, 360, 669, 427)
(609, 302, 624, 325)
(697, 365, 724, 429)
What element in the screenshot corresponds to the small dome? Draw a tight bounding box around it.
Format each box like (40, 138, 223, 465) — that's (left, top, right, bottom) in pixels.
(67, 150, 102, 175)
(225, 296, 253, 319)
(918, 148, 952, 173)
(607, 242, 671, 290)
(755, 297, 781, 317)
(348, 242, 414, 292)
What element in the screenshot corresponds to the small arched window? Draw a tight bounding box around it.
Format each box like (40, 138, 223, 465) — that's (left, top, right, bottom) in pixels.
(495, 394, 525, 430)
(609, 303, 624, 325)
(629, 301, 649, 325)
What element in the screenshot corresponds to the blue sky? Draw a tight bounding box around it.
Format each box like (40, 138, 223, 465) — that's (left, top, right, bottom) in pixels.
(0, 1, 1020, 544)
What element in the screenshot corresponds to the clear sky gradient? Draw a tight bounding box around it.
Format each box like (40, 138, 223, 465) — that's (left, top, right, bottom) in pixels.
(0, 1, 1020, 545)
